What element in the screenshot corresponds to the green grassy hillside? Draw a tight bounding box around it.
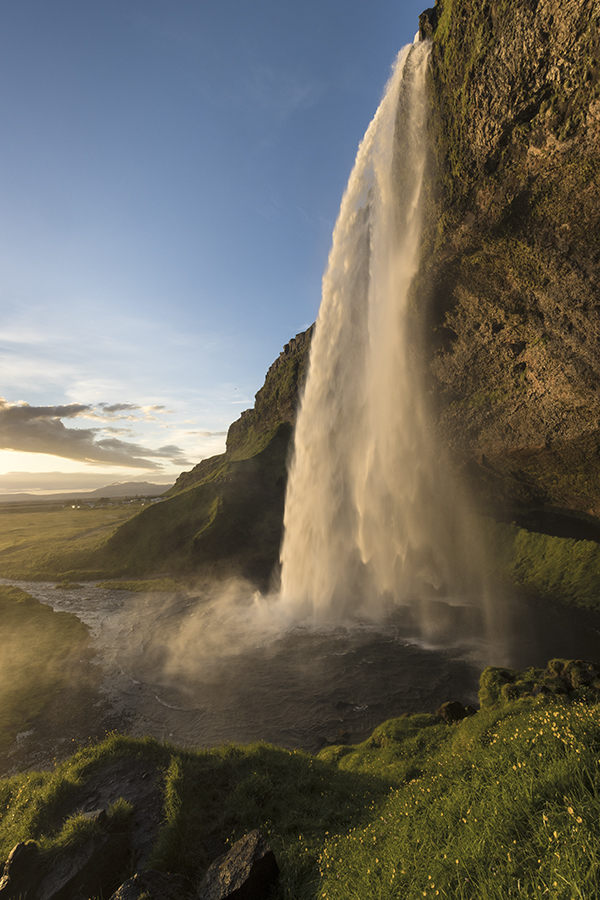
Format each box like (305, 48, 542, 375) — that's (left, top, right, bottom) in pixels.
(77, 328, 314, 586)
(0, 586, 96, 755)
(2, 662, 600, 899)
(89, 422, 291, 585)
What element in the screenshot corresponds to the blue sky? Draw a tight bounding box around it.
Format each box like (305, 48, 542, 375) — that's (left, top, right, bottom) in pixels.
(0, 0, 426, 492)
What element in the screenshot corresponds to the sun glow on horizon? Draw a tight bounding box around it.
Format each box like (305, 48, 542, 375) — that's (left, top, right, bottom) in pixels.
(0, 450, 181, 492)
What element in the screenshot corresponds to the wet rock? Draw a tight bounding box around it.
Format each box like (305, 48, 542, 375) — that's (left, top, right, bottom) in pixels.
(109, 871, 196, 900)
(198, 829, 280, 900)
(0, 841, 43, 900)
(436, 700, 469, 723)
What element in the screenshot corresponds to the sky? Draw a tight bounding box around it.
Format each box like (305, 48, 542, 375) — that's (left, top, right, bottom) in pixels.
(0, 0, 426, 493)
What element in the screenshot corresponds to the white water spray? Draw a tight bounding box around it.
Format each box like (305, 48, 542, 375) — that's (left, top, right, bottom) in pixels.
(279, 41, 496, 639)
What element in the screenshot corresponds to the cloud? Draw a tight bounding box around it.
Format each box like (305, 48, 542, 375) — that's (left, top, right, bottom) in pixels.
(185, 430, 228, 437)
(98, 402, 140, 413)
(82, 403, 174, 423)
(0, 398, 191, 469)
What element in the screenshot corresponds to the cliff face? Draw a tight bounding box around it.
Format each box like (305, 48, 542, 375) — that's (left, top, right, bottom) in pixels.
(101, 330, 313, 585)
(422, 0, 600, 514)
(169, 326, 313, 495)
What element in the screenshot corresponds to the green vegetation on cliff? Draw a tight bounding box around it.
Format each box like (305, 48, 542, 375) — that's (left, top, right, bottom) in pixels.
(3, 664, 600, 899)
(489, 517, 600, 610)
(91, 422, 292, 584)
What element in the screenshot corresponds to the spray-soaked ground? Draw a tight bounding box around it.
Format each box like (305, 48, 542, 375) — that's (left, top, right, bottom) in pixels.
(3, 578, 600, 774)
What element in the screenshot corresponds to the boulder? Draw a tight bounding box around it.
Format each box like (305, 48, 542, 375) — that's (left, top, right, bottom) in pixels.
(199, 829, 280, 900)
(0, 841, 43, 900)
(436, 700, 469, 723)
(109, 871, 196, 900)
(563, 660, 600, 690)
(37, 831, 130, 900)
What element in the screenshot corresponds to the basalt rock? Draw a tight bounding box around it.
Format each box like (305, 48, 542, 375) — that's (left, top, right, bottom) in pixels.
(421, 0, 600, 517)
(436, 700, 476, 723)
(109, 871, 197, 900)
(479, 657, 600, 707)
(0, 832, 130, 900)
(198, 829, 280, 900)
(0, 841, 42, 900)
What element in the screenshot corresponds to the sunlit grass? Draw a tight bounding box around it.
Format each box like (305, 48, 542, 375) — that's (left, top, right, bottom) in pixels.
(0, 503, 140, 580)
(317, 698, 600, 899)
(2, 685, 600, 899)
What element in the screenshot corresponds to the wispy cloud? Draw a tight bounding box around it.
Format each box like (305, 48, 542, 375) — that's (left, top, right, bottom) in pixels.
(0, 398, 191, 469)
(85, 403, 174, 423)
(185, 430, 228, 437)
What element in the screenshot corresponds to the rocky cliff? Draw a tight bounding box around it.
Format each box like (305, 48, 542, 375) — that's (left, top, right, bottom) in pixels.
(100, 0, 600, 584)
(420, 0, 600, 517)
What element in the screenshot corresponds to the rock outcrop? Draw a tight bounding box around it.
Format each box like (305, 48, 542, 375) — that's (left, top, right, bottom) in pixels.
(173, 324, 314, 490)
(479, 658, 600, 706)
(421, 0, 600, 515)
(198, 829, 280, 900)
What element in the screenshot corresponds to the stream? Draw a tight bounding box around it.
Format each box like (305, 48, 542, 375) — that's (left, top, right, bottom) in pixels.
(3, 578, 600, 773)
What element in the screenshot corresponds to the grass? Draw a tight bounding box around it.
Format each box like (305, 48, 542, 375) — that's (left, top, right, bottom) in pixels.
(2, 679, 600, 899)
(0, 735, 161, 860)
(0, 585, 94, 754)
(0, 502, 140, 580)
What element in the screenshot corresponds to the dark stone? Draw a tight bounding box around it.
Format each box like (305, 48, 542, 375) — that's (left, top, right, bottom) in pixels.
(199, 829, 280, 900)
(0, 841, 43, 900)
(531, 684, 552, 696)
(321, 728, 350, 747)
(564, 660, 600, 689)
(465, 705, 478, 717)
(436, 700, 468, 723)
(109, 871, 196, 900)
(37, 832, 130, 900)
(419, 7, 438, 40)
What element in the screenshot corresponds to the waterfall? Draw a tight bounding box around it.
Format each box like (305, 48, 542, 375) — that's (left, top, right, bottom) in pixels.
(279, 40, 496, 640)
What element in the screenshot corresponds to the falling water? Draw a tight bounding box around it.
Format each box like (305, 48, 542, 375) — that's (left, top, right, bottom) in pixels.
(279, 40, 497, 641)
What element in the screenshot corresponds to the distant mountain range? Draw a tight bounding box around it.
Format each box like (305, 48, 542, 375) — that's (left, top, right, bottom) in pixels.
(0, 481, 173, 503)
